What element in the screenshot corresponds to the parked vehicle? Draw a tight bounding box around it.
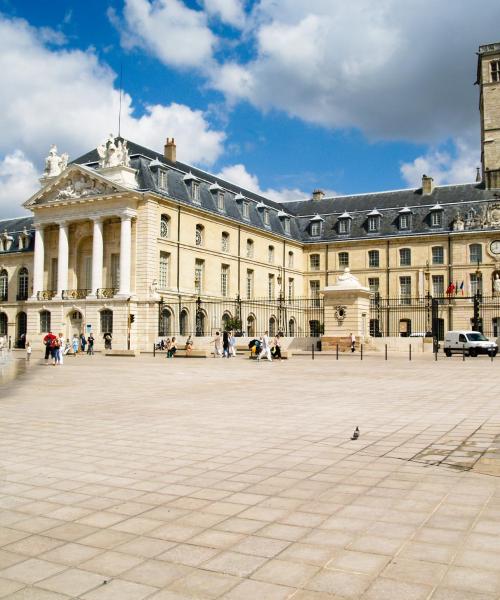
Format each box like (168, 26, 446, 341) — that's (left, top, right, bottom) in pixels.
(443, 330, 498, 357)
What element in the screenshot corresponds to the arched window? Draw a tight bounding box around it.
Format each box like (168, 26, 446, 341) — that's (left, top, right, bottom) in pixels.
(221, 232, 229, 252)
(268, 245, 275, 264)
(195, 224, 204, 246)
(469, 243, 482, 264)
(310, 254, 320, 270)
(100, 309, 113, 334)
(247, 314, 256, 337)
(0, 269, 8, 301)
(159, 308, 172, 336)
(368, 250, 379, 268)
(269, 316, 276, 336)
(246, 239, 254, 258)
(160, 214, 169, 238)
(288, 251, 294, 268)
(17, 267, 28, 300)
(180, 309, 189, 336)
(40, 310, 51, 333)
(0, 312, 7, 336)
(288, 318, 296, 337)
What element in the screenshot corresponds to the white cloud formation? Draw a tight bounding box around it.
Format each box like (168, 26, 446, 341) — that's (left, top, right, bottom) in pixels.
(119, 0, 216, 68)
(210, 0, 500, 144)
(201, 0, 245, 27)
(217, 163, 310, 202)
(400, 138, 480, 188)
(0, 151, 39, 218)
(0, 15, 225, 218)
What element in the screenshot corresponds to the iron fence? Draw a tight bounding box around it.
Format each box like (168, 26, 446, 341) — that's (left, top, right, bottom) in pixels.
(157, 295, 324, 338)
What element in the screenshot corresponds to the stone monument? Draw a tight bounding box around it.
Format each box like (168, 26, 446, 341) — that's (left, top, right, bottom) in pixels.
(321, 268, 371, 351)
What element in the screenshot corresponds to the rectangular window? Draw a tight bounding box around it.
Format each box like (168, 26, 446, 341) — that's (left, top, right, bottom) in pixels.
(84, 256, 92, 290)
(339, 219, 349, 234)
(310, 280, 320, 307)
(432, 246, 444, 264)
(368, 250, 379, 268)
(338, 252, 349, 267)
(399, 214, 409, 230)
(195, 259, 204, 294)
(469, 244, 482, 264)
(491, 60, 500, 82)
(217, 191, 225, 211)
(288, 252, 294, 268)
(221, 264, 229, 297)
(268, 274, 275, 299)
(191, 181, 200, 204)
(264, 209, 270, 226)
(432, 275, 444, 297)
(431, 211, 442, 227)
(284, 218, 290, 234)
(111, 253, 120, 289)
(159, 251, 169, 289)
(470, 273, 483, 296)
(50, 257, 58, 291)
(268, 246, 275, 263)
(368, 277, 380, 293)
(246, 269, 254, 299)
(311, 222, 320, 236)
(158, 170, 167, 189)
(310, 254, 320, 270)
(400, 276, 412, 305)
(288, 278, 294, 300)
(368, 216, 379, 232)
(242, 202, 249, 219)
(399, 248, 411, 266)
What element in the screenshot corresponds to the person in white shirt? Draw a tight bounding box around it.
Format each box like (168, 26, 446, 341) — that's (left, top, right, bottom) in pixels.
(258, 331, 272, 361)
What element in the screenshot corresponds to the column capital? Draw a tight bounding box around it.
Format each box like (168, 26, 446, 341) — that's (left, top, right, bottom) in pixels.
(119, 209, 137, 221)
(33, 222, 46, 231)
(57, 220, 69, 228)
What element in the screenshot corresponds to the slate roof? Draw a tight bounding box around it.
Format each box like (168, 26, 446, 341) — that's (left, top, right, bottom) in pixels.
(0, 216, 35, 254)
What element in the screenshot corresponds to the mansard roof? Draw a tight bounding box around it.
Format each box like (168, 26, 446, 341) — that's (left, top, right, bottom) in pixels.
(0, 216, 35, 254)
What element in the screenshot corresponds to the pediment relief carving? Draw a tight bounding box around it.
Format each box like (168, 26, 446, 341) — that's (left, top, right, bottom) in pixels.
(453, 202, 500, 231)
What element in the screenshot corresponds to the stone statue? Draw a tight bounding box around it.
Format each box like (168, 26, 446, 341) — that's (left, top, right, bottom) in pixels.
(453, 212, 465, 231)
(494, 274, 500, 296)
(44, 145, 69, 177)
(337, 267, 358, 283)
(97, 134, 130, 169)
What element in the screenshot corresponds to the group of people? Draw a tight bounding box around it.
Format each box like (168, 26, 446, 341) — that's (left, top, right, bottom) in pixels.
(212, 330, 237, 358)
(254, 331, 282, 361)
(41, 331, 108, 364)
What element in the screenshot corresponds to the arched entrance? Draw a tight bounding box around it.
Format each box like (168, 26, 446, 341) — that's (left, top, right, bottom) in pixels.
(222, 312, 232, 332)
(16, 312, 27, 348)
(180, 309, 189, 336)
(159, 307, 172, 337)
(247, 314, 256, 337)
(68, 310, 83, 338)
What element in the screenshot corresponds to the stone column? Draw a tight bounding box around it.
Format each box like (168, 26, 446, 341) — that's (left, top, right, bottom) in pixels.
(31, 224, 45, 299)
(89, 217, 104, 297)
(56, 222, 69, 298)
(117, 214, 132, 297)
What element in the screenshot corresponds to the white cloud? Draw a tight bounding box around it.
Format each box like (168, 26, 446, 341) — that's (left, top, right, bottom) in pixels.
(217, 163, 309, 202)
(119, 0, 216, 68)
(400, 138, 480, 188)
(210, 0, 500, 144)
(201, 0, 245, 27)
(0, 15, 225, 218)
(0, 151, 39, 218)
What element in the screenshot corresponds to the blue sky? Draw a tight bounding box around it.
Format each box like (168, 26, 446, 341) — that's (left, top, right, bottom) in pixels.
(0, 0, 499, 217)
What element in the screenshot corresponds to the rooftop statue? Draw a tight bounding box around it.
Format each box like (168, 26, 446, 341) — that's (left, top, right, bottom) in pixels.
(97, 134, 130, 169)
(44, 145, 69, 178)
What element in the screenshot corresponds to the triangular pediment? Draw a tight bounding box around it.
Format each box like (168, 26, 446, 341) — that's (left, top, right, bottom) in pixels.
(23, 164, 129, 208)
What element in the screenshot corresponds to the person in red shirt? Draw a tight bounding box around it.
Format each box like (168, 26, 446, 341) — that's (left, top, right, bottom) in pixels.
(43, 331, 57, 365)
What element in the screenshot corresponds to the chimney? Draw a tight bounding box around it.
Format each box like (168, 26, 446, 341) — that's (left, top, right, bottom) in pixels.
(164, 137, 176, 162)
(476, 167, 481, 182)
(312, 189, 325, 201)
(421, 174, 434, 195)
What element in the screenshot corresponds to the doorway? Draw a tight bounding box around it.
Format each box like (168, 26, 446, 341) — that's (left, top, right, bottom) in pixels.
(69, 310, 83, 339)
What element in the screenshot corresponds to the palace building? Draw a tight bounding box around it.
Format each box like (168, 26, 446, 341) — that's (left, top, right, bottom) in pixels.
(1, 42, 500, 351)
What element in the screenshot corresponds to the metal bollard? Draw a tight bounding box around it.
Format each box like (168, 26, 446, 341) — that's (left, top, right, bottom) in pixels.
(312, 343, 315, 360)
(409, 344, 412, 361)
(360, 344, 363, 360)
(385, 344, 387, 361)
(434, 349, 438, 361)
(153, 344, 156, 357)
(336, 344, 339, 360)
(463, 343, 465, 361)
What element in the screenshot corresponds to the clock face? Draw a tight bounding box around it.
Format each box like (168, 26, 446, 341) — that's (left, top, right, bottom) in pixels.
(490, 240, 500, 255)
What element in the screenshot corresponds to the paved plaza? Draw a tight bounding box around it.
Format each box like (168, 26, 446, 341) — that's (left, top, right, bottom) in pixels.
(1, 353, 500, 599)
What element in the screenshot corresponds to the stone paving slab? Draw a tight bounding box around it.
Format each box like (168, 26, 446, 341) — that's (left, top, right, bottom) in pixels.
(1, 354, 500, 598)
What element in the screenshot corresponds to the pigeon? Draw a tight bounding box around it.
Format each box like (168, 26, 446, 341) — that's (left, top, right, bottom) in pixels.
(351, 427, 360, 441)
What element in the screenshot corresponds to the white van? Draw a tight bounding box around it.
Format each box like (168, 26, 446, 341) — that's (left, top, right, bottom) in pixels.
(443, 331, 498, 357)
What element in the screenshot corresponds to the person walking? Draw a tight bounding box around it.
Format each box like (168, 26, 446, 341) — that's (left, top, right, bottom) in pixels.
(212, 331, 222, 358)
(222, 331, 230, 358)
(72, 335, 79, 356)
(25, 341, 32, 362)
(43, 331, 57, 365)
(80, 333, 87, 354)
(87, 333, 95, 355)
(350, 332, 356, 353)
(56, 333, 64, 365)
(258, 331, 272, 361)
(50, 335, 59, 366)
(167, 337, 177, 358)
(229, 331, 237, 357)
(273, 333, 282, 360)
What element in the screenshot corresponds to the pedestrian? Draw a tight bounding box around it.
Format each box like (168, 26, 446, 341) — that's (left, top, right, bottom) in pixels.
(87, 333, 95, 355)
(167, 337, 177, 358)
(212, 331, 222, 358)
(43, 331, 57, 365)
(229, 330, 237, 357)
(72, 335, 79, 356)
(56, 333, 64, 365)
(103, 332, 112, 350)
(350, 332, 356, 353)
(185, 335, 193, 356)
(273, 333, 282, 360)
(165, 337, 171, 357)
(222, 331, 230, 358)
(80, 333, 87, 353)
(258, 331, 272, 361)
(25, 341, 32, 362)
(50, 334, 59, 366)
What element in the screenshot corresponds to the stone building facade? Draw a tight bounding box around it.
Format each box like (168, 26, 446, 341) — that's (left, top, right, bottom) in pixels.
(1, 43, 500, 351)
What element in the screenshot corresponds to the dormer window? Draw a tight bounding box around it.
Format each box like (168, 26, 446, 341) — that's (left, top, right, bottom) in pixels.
(310, 214, 324, 237)
(284, 218, 290, 234)
(398, 207, 412, 230)
(338, 211, 352, 234)
(192, 181, 200, 204)
(158, 170, 167, 189)
(491, 60, 500, 82)
(263, 209, 270, 226)
(430, 204, 443, 228)
(217, 192, 225, 211)
(242, 202, 249, 220)
(367, 209, 381, 232)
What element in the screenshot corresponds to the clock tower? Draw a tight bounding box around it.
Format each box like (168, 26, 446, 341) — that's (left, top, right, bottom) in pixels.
(478, 43, 500, 189)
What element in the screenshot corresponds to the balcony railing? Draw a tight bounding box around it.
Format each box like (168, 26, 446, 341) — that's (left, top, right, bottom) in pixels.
(97, 287, 118, 299)
(0, 293, 7, 302)
(62, 289, 90, 300)
(16, 292, 28, 301)
(37, 290, 56, 301)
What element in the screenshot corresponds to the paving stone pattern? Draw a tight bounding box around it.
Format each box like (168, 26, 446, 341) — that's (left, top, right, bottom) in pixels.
(1, 353, 500, 599)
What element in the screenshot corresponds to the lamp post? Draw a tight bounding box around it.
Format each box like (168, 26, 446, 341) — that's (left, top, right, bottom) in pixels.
(277, 267, 285, 335)
(158, 295, 164, 338)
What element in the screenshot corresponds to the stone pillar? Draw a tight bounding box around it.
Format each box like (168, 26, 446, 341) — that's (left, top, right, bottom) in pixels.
(321, 268, 372, 351)
(56, 222, 69, 298)
(31, 224, 45, 299)
(117, 214, 132, 297)
(89, 217, 104, 297)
